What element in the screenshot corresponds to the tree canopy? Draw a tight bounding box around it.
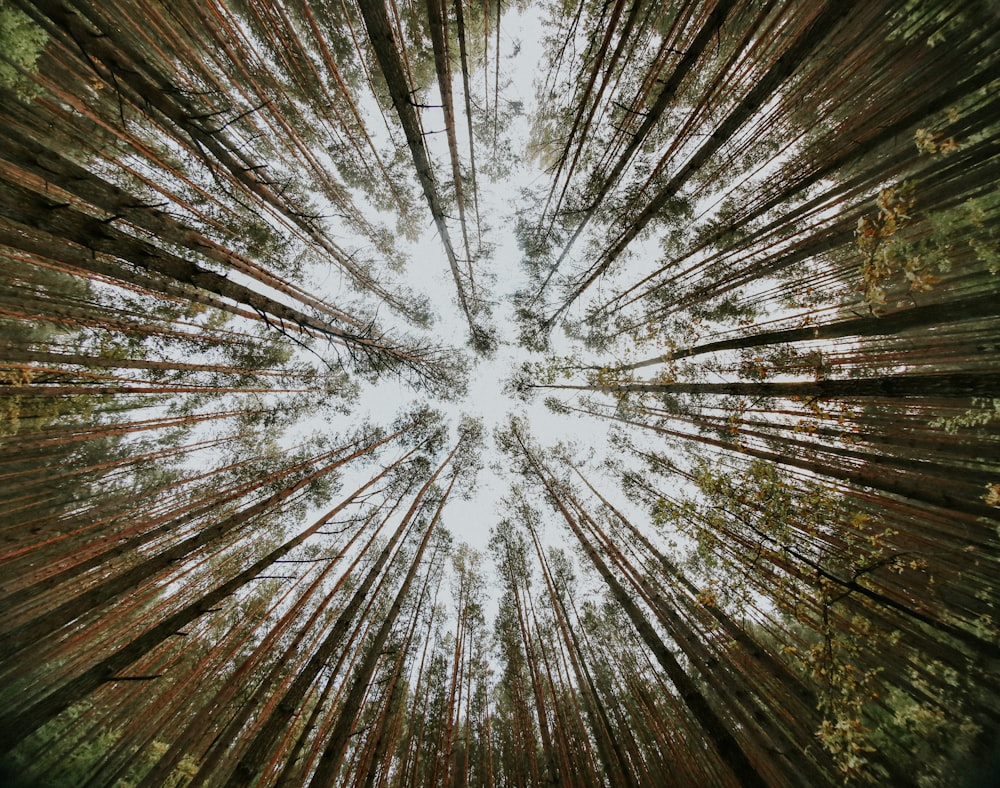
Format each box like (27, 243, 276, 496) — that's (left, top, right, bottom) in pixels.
(1, 0, 999, 785)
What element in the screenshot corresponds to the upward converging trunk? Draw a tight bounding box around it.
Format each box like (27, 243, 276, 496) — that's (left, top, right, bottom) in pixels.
(568, 401, 1000, 523)
(426, 0, 476, 292)
(570, 463, 819, 712)
(307, 469, 459, 785)
(0, 124, 367, 331)
(542, 371, 1000, 400)
(453, 0, 483, 248)
(543, 0, 739, 284)
(357, 0, 485, 348)
(621, 292, 1000, 369)
(226, 434, 466, 786)
(0, 427, 423, 753)
(545, 1, 853, 327)
(0, 179, 426, 375)
(523, 518, 636, 788)
(510, 426, 769, 788)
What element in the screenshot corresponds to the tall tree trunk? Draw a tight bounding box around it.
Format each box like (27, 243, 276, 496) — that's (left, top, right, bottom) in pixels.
(307, 470, 459, 786)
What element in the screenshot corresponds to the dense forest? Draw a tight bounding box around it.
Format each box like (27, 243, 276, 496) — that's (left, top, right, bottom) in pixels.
(1, 0, 999, 785)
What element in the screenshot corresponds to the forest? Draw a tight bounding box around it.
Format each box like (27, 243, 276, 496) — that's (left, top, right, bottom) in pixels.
(0, 0, 998, 785)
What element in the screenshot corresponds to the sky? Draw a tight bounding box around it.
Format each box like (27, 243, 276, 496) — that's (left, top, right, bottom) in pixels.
(195, 0, 698, 568)
(329, 3, 618, 555)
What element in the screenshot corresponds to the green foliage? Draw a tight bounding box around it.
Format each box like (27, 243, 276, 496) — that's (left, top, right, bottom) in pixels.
(650, 456, 960, 782)
(888, 0, 984, 47)
(856, 182, 923, 307)
(930, 397, 1000, 434)
(0, 3, 46, 98)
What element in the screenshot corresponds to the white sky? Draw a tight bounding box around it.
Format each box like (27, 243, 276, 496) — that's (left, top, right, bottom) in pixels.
(203, 2, 715, 568)
(334, 4, 619, 555)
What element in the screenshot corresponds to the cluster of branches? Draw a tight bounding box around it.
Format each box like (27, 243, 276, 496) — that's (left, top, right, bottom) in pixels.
(515, 0, 1000, 346)
(0, 404, 487, 784)
(1, 0, 474, 394)
(358, 0, 498, 353)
